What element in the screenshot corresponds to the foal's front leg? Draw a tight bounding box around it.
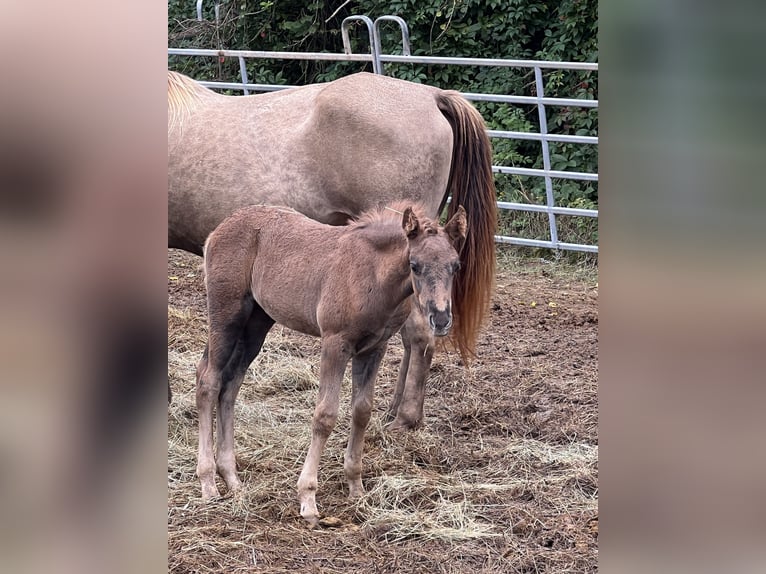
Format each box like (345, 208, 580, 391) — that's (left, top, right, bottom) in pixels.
(344, 345, 386, 498)
(388, 310, 435, 430)
(297, 336, 350, 526)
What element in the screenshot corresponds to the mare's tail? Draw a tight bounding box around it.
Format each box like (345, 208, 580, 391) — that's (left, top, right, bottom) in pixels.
(436, 92, 497, 362)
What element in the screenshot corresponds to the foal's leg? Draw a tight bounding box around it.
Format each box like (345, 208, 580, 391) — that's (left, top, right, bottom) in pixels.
(344, 345, 386, 498)
(215, 305, 275, 493)
(196, 343, 225, 500)
(297, 336, 350, 526)
(388, 310, 435, 430)
(196, 296, 254, 500)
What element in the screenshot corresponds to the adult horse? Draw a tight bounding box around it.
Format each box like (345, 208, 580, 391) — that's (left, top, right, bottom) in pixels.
(168, 70, 496, 429)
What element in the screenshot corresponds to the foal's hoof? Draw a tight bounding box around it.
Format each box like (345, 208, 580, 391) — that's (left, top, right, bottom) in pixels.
(386, 416, 422, 432)
(221, 476, 243, 496)
(303, 514, 320, 529)
(200, 486, 221, 501)
(348, 483, 365, 499)
(300, 501, 321, 528)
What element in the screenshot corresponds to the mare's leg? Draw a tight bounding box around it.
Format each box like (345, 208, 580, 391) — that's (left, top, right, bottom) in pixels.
(215, 304, 275, 493)
(387, 330, 411, 422)
(196, 295, 254, 500)
(388, 310, 435, 430)
(344, 345, 386, 498)
(297, 336, 350, 526)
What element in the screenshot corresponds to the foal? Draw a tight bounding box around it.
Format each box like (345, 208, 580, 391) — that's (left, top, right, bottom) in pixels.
(196, 203, 466, 526)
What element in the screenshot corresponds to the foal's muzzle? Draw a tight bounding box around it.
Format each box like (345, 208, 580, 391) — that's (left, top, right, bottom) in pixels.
(428, 308, 453, 337)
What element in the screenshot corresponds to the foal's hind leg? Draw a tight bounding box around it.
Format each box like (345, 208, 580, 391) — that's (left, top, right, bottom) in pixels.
(345, 345, 386, 498)
(215, 305, 274, 493)
(388, 311, 434, 430)
(196, 296, 255, 500)
(196, 344, 223, 500)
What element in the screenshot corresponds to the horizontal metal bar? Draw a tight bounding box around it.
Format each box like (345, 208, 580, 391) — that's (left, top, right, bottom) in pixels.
(495, 235, 599, 253)
(461, 92, 598, 107)
(496, 202, 598, 217)
(487, 130, 598, 145)
(493, 166, 599, 182)
(168, 48, 597, 71)
(198, 81, 291, 93)
(380, 54, 597, 71)
(168, 48, 373, 63)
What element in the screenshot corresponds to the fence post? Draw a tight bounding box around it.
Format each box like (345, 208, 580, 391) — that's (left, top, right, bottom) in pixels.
(237, 56, 250, 95)
(196, 1, 220, 22)
(534, 66, 559, 249)
(341, 16, 380, 74)
(372, 16, 412, 76)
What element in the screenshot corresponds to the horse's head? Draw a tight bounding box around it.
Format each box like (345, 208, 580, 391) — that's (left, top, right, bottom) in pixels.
(402, 206, 468, 337)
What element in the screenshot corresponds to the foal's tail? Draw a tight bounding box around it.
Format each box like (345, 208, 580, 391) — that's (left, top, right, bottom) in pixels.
(436, 91, 497, 363)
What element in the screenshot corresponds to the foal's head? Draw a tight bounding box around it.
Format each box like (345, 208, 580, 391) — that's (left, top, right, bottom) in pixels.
(402, 206, 468, 337)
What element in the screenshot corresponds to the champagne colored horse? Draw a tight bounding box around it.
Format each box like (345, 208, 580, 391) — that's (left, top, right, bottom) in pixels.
(168, 70, 496, 428)
(198, 204, 467, 525)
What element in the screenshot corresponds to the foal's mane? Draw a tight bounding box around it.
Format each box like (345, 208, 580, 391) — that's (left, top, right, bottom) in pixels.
(350, 202, 439, 235)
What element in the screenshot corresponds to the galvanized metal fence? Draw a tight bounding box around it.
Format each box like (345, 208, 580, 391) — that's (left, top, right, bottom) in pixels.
(170, 12, 598, 253)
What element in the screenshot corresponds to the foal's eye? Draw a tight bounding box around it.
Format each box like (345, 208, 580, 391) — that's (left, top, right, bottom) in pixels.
(451, 261, 461, 273)
(409, 261, 422, 275)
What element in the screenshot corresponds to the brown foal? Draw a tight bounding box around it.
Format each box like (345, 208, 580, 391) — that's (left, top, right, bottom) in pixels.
(196, 203, 467, 525)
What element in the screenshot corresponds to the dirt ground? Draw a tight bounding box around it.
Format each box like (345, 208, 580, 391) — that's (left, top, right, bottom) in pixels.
(168, 247, 598, 573)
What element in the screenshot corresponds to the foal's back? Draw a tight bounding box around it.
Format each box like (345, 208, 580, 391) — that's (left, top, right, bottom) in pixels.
(204, 206, 408, 341)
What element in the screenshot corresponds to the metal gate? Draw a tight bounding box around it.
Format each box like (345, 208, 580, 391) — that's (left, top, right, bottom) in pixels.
(169, 12, 598, 253)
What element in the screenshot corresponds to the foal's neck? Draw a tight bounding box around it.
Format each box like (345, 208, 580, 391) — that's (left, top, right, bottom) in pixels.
(355, 223, 413, 300)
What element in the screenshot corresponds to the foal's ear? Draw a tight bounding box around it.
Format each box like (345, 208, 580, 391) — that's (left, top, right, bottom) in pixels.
(444, 205, 468, 247)
(402, 207, 420, 239)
